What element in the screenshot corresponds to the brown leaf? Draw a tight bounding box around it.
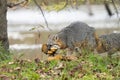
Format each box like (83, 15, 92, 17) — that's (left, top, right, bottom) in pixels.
(54, 62, 64, 70)
(34, 58, 40, 63)
(22, 78, 28, 80)
(107, 64, 113, 69)
(8, 62, 14, 65)
(14, 67, 21, 71)
(69, 64, 83, 76)
(78, 73, 85, 78)
(36, 69, 45, 74)
(47, 55, 62, 61)
(95, 72, 107, 78)
(62, 55, 78, 61)
(0, 75, 10, 80)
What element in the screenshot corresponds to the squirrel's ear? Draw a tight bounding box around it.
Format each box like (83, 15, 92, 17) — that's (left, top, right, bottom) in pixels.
(54, 35, 59, 41)
(48, 34, 51, 38)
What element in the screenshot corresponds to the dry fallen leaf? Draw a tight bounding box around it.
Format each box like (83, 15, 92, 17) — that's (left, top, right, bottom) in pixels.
(36, 69, 44, 74)
(0, 74, 10, 80)
(69, 64, 83, 76)
(78, 73, 85, 78)
(34, 58, 40, 63)
(62, 55, 78, 61)
(107, 64, 113, 69)
(95, 72, 107, 78)
(14, 67, 21, 71)
(47, 54, 62, 61)
(8, 62, 14, 65)
(54, 62, 64, 70)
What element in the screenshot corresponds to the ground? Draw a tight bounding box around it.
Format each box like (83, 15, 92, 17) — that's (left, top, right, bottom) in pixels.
(0, 50, 120, 80)
(3, 28, 119, 80)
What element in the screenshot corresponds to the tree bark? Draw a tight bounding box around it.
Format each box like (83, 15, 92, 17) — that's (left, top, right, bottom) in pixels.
(0, 0, 9, 50)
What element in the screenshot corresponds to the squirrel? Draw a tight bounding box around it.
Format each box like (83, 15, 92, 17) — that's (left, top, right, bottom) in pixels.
(42, 21, 120, 58)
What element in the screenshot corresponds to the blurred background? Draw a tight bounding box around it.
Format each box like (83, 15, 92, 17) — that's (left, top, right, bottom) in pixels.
(7, 0, 120, 59)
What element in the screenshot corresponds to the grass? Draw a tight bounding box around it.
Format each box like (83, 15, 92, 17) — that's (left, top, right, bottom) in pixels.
(0, 49, 120, 80)
(7, 28, 120, 79)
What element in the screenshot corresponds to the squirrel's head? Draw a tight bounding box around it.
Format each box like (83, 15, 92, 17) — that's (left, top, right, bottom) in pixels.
(47, 34, 67, 49)
(41, 34, 67, 56)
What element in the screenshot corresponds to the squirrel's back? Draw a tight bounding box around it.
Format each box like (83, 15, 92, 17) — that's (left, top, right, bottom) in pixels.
(99, 33, 120, 49)
(47, 21, 96, 49)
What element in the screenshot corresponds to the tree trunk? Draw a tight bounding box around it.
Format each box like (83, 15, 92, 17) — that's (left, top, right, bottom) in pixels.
(0, 0, 9, 50)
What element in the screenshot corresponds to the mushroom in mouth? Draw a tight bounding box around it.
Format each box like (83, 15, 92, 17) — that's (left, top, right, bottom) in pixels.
(41, 44, 60, 56)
